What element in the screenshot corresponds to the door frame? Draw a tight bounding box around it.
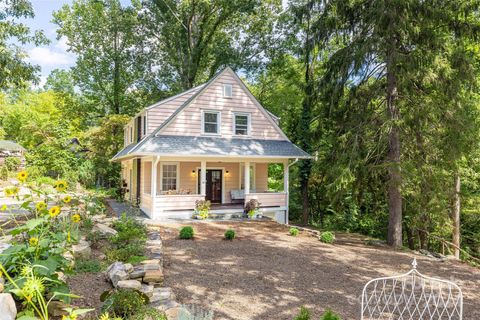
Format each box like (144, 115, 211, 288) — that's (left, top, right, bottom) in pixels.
(195, 167, 225, 204)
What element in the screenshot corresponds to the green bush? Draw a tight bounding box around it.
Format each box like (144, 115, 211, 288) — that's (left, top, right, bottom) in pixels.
(128, 306, 167, 320)
(294, 306, 311, 320)
(75, 259, 102, 273)
(179, 226, 194, 239)
(289, 227, 299, 236)
(320, 309, 342, 320)
(319, 231, 335, 244)
(108, 214, 147, 262)
(4, 157, 21, 171)
(101, 289, 148, 318)
(0, 166, 8, 180)
(224, 229, 235, 240)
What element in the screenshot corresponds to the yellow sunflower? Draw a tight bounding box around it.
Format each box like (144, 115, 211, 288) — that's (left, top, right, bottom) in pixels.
(0, 204, 7, 211)
(29, 237, 39, 247)
(63, 196, 72, 204)
(49, 206, 61, 218)
(17, 171, 28, 182)
(54, 180, 68, 192)
(71, 214, 81, 223)
(35, 201, 47, 211)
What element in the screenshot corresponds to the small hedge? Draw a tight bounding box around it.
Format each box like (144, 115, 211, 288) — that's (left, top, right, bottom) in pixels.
(289, 227, 299, 236)
(224, 229, 235, 240)
(179, 226, 194, 239)
(319, 231, 335, 244)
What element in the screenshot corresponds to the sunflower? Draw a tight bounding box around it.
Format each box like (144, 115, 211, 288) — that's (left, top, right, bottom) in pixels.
(17, 170, 28, 182)
(4, 187, 19, 197)
(54, 180, 68, 192)
(35, 201, 47, 211)
(71, 214, 81, 223)
(49, 206, 61, 218)
(29, 237, 39, 247)
(0, 204, 7, 211)
(63, 196, 72, 204)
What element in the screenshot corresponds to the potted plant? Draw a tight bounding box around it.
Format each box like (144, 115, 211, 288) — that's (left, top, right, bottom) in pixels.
(194, 199, 211, 220)
(244, 199, 261, 219)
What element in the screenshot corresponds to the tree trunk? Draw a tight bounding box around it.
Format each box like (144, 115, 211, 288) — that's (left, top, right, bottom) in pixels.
(386, 38, 403, 247)
(452, 173, 461, 258)
(405, 223, 415, 250)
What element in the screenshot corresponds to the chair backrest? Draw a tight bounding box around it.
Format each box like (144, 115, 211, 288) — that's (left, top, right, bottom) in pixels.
(361, 259, 463, 320)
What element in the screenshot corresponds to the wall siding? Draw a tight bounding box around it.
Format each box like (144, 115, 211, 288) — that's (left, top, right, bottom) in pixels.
(160, 72, 285, 140)
(255, 163, 269, 192)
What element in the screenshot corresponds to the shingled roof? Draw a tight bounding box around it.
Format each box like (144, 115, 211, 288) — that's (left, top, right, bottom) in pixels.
(0, 140, 25, 152)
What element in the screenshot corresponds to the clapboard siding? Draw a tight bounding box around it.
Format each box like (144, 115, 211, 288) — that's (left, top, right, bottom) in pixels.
(160, 71, 285, 140)
(245, 192, 286, 207)
(140, 194, 153, 217)
(255, 163, 268, 192)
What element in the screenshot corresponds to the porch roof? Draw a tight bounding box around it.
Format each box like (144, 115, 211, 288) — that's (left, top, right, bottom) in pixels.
(112, 135, 311, 161)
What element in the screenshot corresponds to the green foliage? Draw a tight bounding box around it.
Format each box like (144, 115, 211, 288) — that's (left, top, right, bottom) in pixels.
(101, 289, 149, 318)
(289, 227, 299, 237)
(108, 214, 147, 262)
(179, 226, 194, 240)
(0, 166, 8, 180)
(74, 259, 102, 273)
(4, 157, 21, 171)
(224, 229, 236, 240)
(128, 306, 167, 320)
(319, 232, 335, 244)
(320, 310, 342, 320)
(293, 306, 310, 320)
(195, 199, 211, 220)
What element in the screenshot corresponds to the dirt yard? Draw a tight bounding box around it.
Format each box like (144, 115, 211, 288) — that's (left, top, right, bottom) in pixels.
(159, 221, 480, 320)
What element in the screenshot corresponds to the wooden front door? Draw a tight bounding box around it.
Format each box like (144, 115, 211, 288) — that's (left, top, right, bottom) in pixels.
(198, 169, 222, 203)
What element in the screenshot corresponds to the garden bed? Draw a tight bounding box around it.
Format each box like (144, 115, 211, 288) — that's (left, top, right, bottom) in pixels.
(159, 221, 480, 320)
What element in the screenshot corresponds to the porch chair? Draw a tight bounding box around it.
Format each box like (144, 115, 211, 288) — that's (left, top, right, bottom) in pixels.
(361, 259, 463, 320)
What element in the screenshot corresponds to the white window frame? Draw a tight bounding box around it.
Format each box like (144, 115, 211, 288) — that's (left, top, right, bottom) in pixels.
(201, 110, 221, 135)
(223, 84, 233, 98)
(159, 162, 180, 192)
(233, 112, 251, 136)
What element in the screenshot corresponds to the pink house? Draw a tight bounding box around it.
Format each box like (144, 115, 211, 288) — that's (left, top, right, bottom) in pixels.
(112, 67, 310, 222)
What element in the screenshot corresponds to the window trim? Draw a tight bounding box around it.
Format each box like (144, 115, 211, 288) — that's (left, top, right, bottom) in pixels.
(233, 112, 251, 136)
(201, 110, 221, 135)
(159, 162, 180, 192)
(223, 84, 233, 98)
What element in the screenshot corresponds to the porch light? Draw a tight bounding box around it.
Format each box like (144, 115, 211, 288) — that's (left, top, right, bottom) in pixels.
(225, 170, 230, 176)
(191, 170, 196, 176)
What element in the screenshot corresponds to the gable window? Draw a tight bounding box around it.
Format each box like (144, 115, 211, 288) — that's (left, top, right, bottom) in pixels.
(130, 127, 133, 143)
(234, 113, 250, 135)
(223, 84, 232, 98)
(142, 115, 147, 137)
(161, 163, 178, 191)
(202, 110, 221, 134)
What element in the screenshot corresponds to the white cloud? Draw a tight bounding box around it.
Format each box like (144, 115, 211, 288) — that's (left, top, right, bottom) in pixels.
(54, 36, 70, 52)
(27, 46, 74, 67)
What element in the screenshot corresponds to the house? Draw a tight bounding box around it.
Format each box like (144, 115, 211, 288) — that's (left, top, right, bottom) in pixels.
(112, 67, 311, 223)
(0, 140, 26, 169)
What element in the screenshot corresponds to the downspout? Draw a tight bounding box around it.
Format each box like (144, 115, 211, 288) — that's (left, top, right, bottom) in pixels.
(285, 158, 299, 224)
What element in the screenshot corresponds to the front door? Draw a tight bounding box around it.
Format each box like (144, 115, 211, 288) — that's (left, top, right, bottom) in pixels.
(198, 169, 222, 203)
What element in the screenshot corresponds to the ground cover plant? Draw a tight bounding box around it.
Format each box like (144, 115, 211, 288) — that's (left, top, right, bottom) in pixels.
(107, 214, 147, 264)
(224, 229, 235, 240)
(289, 227, 299, 236)
(179, 226, 194, 239)
(319, 231, 335, 244)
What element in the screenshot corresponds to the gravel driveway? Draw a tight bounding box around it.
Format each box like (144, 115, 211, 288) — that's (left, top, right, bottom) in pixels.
(159, 221, 480, 320)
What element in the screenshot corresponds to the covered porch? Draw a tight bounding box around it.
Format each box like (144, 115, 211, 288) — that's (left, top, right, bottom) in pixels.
(123, 156, 290, 222)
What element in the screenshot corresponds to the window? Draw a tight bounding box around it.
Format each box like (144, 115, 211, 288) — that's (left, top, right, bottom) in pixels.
(129, 127, 133, 143)
(234, 113, 250, 135)
(202, 111, 220, 134)
(223, 84, 232, 98)
(161, 164, 178, 191)
(142, 115, 147, 137)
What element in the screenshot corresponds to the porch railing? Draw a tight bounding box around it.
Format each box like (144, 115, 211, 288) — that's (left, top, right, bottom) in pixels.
(154, 194, 205, 212)
(245, 192, 287, 208)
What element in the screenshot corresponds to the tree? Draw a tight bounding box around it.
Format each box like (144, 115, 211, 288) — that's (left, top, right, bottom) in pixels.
(0, 0, 48, 90)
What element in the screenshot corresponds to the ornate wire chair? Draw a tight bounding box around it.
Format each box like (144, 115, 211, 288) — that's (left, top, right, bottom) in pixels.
(361, 259, 463, 320)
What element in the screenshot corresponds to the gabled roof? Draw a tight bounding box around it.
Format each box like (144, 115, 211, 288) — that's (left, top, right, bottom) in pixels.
(0, 140, 25, 152)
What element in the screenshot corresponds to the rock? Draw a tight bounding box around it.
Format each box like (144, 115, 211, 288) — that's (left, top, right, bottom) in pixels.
(71, 240, 91, 260)
(141, 259, 161, 265)
(124, 263, 134, 273)
(92, 223, 118, 237)
(0, 242, 11, 253)
(129, 268, 146, 279)
(47, 301, 68, 317)
(146, 239, 162, 247)
(107, 262, 129, 287)
(140, 284, 154, 297)
(56, 272, 66, 282)
(143, 263, 160, 271)
(62, 251, 75, 268)
(117, 280, 142, 290)
(165, 306, 191, 320)
(143, 269, 164, 284)
(0, 293, 16, 320)
(98, 253, 107, 261)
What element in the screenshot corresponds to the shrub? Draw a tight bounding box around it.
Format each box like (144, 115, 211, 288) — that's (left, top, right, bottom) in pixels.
(320, 309, 342, 320)
(289, 227, 299, 236)
(179, 226, 194, 239)
(0, 165, 8, 180)
(108, 214, 147, 262)
(75, 259, 102, 273)
(294, 306, 311, 320)
(224, 229, 235, 240)
(319, 231, 335, 244)
(4, 156, 21, 171)
(101, 289, 148, 318)
(128, 306, 167, 320)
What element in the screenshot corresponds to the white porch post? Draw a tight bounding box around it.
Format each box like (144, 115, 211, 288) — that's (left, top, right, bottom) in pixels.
(200, 160, 207, 196)
(244, 161, 250, 195)
(284, 160, 289, 224)
(151, 156, 160, 217)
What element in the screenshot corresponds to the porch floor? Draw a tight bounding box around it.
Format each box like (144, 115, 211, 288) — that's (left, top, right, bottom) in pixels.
(210, 203, 244, 211)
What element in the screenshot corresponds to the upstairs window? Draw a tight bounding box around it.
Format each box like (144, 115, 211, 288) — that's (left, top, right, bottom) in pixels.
(223, 84, 232, 98)
(142, 115, 147, 136)
(202, 110, 220, 134)
(234, 113, 250, 135)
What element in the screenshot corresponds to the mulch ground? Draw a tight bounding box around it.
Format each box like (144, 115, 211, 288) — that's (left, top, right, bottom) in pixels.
(159, 221, 480, 320)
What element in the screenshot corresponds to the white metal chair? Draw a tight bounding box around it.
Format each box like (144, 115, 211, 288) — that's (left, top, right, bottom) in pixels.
(361, 259, 463, 320)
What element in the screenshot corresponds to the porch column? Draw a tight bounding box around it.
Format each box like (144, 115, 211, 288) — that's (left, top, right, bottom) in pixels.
(244, 161, 250, 195)
(200, 160, 207, 196)
(284, 160, 289, 224)
(151, 156, 160, 217)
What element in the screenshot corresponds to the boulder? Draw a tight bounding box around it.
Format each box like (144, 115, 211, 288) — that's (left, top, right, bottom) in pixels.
(92, 223, 118, 237)
(71, 240, 91, 260)
(143, 263, 161, 271)
(107, 262, 129, 287)
(143, 269, 164, 284)
(129, 268, 146, 279)
(0, 293, 16, 320)
(117, 280, 142, 290)
(140, 284, 154, 297)
(124, 263, 134, 273)
(165, 306, 191, 320)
